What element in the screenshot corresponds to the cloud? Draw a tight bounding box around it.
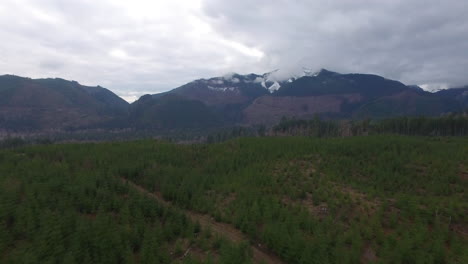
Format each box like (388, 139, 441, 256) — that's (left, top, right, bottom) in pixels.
(0, 0, 467, 101)
(202, 0, 468, 89)
(0, 0, 265, 101)
(39, 60, 65, 71)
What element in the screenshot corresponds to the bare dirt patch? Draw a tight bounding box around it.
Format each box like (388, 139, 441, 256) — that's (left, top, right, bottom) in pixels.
(459, 164, 468, 181)
(332, 183, 380, 213)
(451, 224, 468, 238)
(219, 192, 237, 208)
(289, 159, 318, 176)
(81, 213, 97, 220)
(281, 193, 329, 218)
(361, 244, 378, 264)
(273, 157, 321, 182)
(406, 164, 428, 176)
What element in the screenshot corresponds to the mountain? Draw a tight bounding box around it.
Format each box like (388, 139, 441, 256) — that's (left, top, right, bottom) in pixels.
(273, 69, 408, 98)
(133, 71, 297, 127)
(2, 70, 466, 133)
(164, 73, 268, 106)
(242, 69, 462, 123)
(147, 73, 270, 124)
(153, 68, 321, 106)
(80, 85, 129, 113)
(130, 94, 221, 129)
(434, 86, 468, 109)
(353, 90, 460, 119)
(0, 75, 129, 131)
(407, 85, 425, 92)
(143, 69, 465, 126)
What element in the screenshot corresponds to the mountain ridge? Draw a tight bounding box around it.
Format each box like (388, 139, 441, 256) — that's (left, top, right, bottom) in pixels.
(0, 75, 129, 131)
(1, 71, 467, 132)
(144, 69, 466, 125)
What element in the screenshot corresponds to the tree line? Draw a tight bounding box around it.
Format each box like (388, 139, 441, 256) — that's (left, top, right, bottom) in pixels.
(272, 114, 468, 137)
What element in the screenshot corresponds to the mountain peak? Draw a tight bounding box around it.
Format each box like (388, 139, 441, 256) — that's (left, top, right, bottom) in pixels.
(314, 68, 339, 77)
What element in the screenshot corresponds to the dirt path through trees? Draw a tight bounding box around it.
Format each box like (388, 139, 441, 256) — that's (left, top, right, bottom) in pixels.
(121, 178, 285, 264)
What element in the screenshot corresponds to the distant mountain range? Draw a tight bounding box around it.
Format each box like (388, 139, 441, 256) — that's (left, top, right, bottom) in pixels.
(138, 69, 467, 126)
(1, 70, 467, 132)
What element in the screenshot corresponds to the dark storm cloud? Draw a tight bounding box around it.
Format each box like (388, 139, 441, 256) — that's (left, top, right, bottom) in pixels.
(202, 0, 468, 89)
(0, 0, 467, 101)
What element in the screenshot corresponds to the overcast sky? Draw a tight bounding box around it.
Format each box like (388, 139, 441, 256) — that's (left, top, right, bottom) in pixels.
(1, 0, 467, 101)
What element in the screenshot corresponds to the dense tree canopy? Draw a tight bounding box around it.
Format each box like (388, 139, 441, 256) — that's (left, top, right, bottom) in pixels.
(1, 135, 467, 263)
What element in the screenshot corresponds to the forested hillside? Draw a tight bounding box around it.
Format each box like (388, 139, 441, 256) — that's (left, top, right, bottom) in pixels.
(1, 136, 467, 263)
(0, 75, 129, 131)
(271, 115, 468, 138)
(1, 72, 467, 133)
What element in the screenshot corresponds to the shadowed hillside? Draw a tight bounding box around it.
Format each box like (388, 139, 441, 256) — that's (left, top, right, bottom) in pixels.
(0, 75, 129, 131)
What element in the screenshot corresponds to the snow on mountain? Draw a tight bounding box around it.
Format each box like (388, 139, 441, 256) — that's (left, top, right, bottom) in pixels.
(196, 68, 324, 94)
(261, 79, 281, 93)
(259, 68, 322, 93)
(207, 86, 238, 92)
(268, 82, 281, 92)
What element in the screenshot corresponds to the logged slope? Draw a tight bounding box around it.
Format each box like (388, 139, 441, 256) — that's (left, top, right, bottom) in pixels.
(243, 94, 363, 124)
(0, 75, 129, 131)
(354, 90, 459, 118)
(1, 136, 466, 263)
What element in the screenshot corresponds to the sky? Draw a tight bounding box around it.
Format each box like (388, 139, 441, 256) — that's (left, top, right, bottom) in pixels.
(0, 0, 467, 102)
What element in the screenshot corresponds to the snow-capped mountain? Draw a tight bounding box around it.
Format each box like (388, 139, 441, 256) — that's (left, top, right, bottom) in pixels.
(260, 68, 324, 93)
(139, 68, 465, 127)
(2, 69, 466, 132)
(156, 68, 329, 99)
(156, 73, 268, 107)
